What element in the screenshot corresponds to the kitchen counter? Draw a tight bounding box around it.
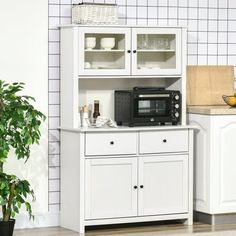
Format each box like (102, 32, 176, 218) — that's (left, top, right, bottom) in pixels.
(187, 105, 236, 115)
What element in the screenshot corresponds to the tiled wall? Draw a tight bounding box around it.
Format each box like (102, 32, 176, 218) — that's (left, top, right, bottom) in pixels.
(48, 0, 236, 211)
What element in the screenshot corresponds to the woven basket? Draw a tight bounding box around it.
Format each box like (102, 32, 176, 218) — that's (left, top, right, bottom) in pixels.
(72, 3, 118, 24)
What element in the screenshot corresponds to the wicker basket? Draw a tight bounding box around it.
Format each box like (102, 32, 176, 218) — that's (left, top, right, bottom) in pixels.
(72, 3, 118, 24)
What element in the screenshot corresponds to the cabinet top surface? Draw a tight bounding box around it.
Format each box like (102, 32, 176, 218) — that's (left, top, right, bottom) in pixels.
(60, 125, 197, 133)
(187, 105, 236, 115)
(59, 24, 187, 29)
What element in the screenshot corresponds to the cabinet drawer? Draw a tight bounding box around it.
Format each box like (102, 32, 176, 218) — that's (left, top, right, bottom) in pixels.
(139, 130, 188, 154)
(85, 132, 137, 156)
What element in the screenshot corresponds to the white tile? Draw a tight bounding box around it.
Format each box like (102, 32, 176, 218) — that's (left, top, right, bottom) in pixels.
(188, 7, 198, 19)
(228, 44, 236, 55)
(49, 0, 60, 3)
(60, 5, 72, 17)
(208, 43, 217, 55)
(179, 0, 187, 7)
(158, 7, 168, 18)
(118, 6, 126, 17)
(49, 117, 60, 129)
(49, 141, 60, 155)
(218, 20, 228, 31)
(127, 6, 136, 18)
(105, 0, 116, 4)
(198, 19, 208, 31)
(49, 179, 60, 192)
(209, 8, 218, 20)
(49, 5, 60, 17)
(60, 17, 71, 25)
(229, 0, 236, 8)
(208, 20, 218, 31)
(198, 8, 207, 19)
(49, 154, 60, 167)
(95, 0, 106, 3)
(49, 79, 60, 91)
(72, 0, 82, 3)
(60, 0, 71, 3)
(137, 0, 147, 6)
(147, 18, 157, 25)
(178, 19, 188, 27)
(187, 32, 198, 43)
(228, 56, 236, 65)
(198, 0, 208, 8)
(127, 0, 136, 5)
(178, 7, 188, 19)
(138, 6, 147, 18)
(49, 129, 60, 142)
(189, 0, 198, 7)
(49, 30, 60, 42)
(169, 0, 178, 7)
(218, 44, 227, 55)
(116, 0, 127, 5)
(158, 0, 168, 6)
(49, 42, 60, 54)
(49, 68, 60, 79)
(49, 204, 60, 213)
(188, 19, 198, 31)
(228, 33, 236, 44)
(218, 32, 227, 43)
(49, 17, 60, 30)
(49, 166, 60, 179)
(208, 0, 218, 8)
(126, 18, 137, 25)
(158, 19, 168, 25)
(188, 43, 197, 55)
(147, 0, 157, 6)
(49, 104, 60, 117)
(187, 55, 197, 65)
(168, 7, 178, 19)
(49, 55, 60, 67)
(49, 92, 60, 105)
(219, 0, 228, 8)
(198, 32, 207, 43)
(218, 56, 227, 65)
(229, 20, 236, 31)
(228, 9, 236, 20)
(148, 6, 157, 18)
(168, 19, 178, 26)
(198, 43, 207, 54)
(219, 9, 227, 20)
(198, 55, 207, 65)
(137, 18, 148, 25)
(208, 32, 217, 43)
(49, 192, 60, 204)
(208, 55, 217, 65)
(118, 18, 127, 24)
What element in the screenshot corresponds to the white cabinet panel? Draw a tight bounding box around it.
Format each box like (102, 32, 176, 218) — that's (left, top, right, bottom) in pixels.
(85, 158, 138, 219)
(138, 155, 188, 216)
(139, 130, 188, 154)
(85, 132, 137, 156)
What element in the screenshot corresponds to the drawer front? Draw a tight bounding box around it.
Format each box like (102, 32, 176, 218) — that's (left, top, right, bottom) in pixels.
(85, 132, 137, 156)
(139, 130, 188, 154)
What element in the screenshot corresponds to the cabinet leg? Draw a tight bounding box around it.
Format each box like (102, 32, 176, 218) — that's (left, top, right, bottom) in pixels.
(184, 217, 193, 225)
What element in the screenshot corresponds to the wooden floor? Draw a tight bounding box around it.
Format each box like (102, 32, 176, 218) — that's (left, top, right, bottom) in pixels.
(14, 222, 236, 236)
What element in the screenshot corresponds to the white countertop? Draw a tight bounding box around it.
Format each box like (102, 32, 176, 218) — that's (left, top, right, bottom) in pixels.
(187, 105, 236, 115)
(60, 125, 197, 133)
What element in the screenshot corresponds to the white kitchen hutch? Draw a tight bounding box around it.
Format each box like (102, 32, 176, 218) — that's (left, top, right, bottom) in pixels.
(59, 25, 194, 233)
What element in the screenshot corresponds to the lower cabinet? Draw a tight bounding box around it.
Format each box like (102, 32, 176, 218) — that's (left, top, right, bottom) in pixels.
(60, 128, 194, 233)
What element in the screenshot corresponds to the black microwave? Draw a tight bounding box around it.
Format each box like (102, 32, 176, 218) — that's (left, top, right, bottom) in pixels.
(114, 87, 181, 127)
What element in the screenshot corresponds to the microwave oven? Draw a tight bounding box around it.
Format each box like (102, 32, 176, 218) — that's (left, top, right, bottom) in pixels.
(114, 87, 181, 126)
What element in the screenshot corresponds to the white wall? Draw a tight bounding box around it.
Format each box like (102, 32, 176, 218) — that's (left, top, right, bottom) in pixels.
(0, 0, 49, 228)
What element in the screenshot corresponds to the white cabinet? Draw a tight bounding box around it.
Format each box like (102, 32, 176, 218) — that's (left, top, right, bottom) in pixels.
(188, 113, 236, 217)
(60, 127, 194, 233)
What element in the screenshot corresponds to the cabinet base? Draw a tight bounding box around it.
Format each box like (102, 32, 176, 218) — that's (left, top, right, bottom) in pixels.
(194, 211, 236, 225)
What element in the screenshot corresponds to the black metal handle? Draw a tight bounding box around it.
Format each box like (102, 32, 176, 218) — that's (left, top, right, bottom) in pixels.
(110, 141, 114, 145)
(133, 50, 137, 53)
(140, 185, 144, 189)
(127, 49, 131, 53)
(134, 185, 138, 189)
(163, 139, 167, 143)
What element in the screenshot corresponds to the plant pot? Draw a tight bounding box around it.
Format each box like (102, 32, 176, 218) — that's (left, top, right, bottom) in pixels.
(0, 219, 15, 236)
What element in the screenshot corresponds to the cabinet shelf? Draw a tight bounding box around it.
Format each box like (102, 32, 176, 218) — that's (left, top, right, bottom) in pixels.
(137, 49, 175, 52)
(85, 49, 125, 52)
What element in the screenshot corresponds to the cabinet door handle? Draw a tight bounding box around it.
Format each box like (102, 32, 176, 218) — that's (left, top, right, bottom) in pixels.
(110, 141, 114, 145)
(163, 139, 167, 143)
(133, 185, 138, 189)
(127, 50, 131, 53)
(133, 50, 137, 53)
(140, 185, 144, 189)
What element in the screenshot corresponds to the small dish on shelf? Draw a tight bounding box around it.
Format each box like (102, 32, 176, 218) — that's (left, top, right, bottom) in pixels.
(222, 95, 236, 107)
(100, 37, 115, 50)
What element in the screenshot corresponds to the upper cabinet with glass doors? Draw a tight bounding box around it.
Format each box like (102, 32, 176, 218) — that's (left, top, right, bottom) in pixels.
(76, 26, 183, 77)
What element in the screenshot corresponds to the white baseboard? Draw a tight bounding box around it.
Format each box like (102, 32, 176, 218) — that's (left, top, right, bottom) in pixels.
(15, 212, 60, 229)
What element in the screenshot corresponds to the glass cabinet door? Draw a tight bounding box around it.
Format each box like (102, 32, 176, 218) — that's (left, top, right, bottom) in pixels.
(132, 28, 182, 76)
(78, 27, 131, 76)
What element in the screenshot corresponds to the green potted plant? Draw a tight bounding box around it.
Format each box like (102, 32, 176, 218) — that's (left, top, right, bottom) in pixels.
(0, 80, 46, 236)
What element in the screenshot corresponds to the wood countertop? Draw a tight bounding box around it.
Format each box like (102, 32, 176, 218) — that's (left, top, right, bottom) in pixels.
(187, 105, 236, 115)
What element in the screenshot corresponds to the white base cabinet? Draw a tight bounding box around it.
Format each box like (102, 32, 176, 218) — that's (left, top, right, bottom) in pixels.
(60, 127, 194, 233)
(188, 114, 236, 215)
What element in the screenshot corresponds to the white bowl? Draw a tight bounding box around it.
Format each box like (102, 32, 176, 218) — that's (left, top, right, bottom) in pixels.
(100, 37, 115, 50)
(85, 37, 96, 50)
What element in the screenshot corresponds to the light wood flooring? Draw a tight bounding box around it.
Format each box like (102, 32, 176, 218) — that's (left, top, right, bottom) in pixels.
(14, 222, 236, 236)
